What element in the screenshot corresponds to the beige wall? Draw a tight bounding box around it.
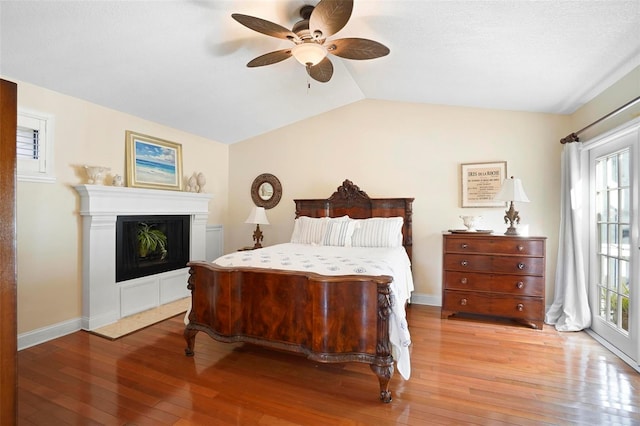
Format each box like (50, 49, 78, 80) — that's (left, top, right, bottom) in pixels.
(228, 100, 570, 302)
(13, 80, 229, 333)
(11, 64, 638, 335)
(570, 65, 640, 141)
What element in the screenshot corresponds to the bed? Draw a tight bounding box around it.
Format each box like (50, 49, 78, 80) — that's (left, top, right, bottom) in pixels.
(183, 179, 414, 402)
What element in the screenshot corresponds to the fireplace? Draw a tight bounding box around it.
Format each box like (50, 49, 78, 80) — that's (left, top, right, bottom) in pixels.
(116, 215, 190, 282)
(74, 184, 212, 330)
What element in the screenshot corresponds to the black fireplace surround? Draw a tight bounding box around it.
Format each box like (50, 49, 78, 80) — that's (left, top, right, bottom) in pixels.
(116, 215, 190, 282)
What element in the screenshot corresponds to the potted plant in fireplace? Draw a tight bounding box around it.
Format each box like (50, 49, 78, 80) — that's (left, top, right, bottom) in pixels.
(137, 222, 167, 260)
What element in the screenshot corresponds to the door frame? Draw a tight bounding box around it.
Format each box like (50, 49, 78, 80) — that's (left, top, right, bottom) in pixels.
(582, 117, 640, 369)
(0, 79, 18, 424)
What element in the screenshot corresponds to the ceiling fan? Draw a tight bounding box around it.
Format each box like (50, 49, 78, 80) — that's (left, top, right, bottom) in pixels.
(231, 0, 390, 83)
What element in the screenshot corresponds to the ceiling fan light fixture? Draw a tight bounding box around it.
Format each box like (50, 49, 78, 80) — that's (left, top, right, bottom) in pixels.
(291, 42, 327, 66)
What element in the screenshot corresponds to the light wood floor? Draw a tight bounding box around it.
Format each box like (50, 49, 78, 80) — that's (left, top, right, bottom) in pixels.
(17, 305, 640, 425)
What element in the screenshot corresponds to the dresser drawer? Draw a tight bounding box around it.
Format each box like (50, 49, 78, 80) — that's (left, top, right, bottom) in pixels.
(491, 256, 545, 275)
(442, 290, 492, 314)
(491, 275, 544, 297)
(443, 271, 492, 291)
(443, 254, 493, 273)
(444, 253, 544, 275)
(490, 239, 545, 256)
(444, 272, 543, 296)
(491, 294, 544, 320)
(444, 237, 494, 253)
(444, 236, 545, 256)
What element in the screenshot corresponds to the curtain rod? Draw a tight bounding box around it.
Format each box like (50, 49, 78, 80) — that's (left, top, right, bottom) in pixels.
(560, 95, 640, 144)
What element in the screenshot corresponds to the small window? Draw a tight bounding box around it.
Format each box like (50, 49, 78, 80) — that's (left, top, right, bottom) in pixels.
(17, 109, 55, 183)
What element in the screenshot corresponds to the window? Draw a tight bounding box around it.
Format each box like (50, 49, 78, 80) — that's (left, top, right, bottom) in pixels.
(17, 109, 55, 183)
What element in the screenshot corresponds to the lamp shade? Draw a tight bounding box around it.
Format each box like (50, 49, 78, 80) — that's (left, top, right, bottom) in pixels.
(494, 177, 530, 202)
(245, 206, 270, 225)
(291, 42, 327, 66)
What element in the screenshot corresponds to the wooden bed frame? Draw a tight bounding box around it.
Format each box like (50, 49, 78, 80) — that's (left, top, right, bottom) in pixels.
(183, 179, 414, 402)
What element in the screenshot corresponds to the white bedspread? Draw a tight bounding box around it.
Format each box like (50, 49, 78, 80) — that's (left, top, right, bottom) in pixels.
(213, 243, 413, 380)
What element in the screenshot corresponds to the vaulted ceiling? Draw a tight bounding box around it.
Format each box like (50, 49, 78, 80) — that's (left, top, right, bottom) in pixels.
(1, 1, 639, 144)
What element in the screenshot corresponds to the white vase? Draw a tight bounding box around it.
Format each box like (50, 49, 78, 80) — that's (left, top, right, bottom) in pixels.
(460, 215, 482, 232)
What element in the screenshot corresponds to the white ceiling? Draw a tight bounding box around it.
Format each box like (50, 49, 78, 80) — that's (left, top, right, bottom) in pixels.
(1, 0, 639, 144)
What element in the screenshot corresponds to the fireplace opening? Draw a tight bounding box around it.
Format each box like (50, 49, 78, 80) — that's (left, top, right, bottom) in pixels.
(116, 215, 190, 282)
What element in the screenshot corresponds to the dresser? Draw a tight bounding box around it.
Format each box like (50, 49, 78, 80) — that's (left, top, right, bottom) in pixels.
(441, 233, 546, 329)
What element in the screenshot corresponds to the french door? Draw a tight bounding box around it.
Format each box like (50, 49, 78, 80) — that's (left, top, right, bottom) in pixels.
(587, 119, 640, 363)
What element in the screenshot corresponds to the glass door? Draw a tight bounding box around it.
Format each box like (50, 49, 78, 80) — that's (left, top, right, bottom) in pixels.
(588, 123, 639, 362)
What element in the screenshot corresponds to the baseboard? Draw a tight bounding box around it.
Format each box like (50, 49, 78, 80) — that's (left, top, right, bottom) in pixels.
(18, 317, 82, 351)
(409, 292, 441, 306)
(584, 328, 640, 373)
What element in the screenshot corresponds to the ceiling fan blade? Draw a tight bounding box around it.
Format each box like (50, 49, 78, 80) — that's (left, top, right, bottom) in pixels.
(309, 0, 353, 40)
(232, 13, 301, 42)
(247, 49, 293, 67)
(327, 38, 390, 60)
(306, 57, 334, 83)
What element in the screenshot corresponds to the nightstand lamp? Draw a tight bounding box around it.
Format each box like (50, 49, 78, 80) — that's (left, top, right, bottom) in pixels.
(494, 176, 530, 235)
(245, 206, 269, 249)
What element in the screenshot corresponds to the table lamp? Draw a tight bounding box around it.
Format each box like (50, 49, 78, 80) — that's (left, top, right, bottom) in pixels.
(245, 206, 269, 248)
(494, 176, 530, 235)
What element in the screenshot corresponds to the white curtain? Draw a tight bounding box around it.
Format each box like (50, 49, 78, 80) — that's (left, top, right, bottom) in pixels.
(545, 142, 592, 331)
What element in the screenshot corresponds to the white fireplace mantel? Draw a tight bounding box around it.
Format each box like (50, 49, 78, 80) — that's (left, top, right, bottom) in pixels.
(74, 185, 213, 330)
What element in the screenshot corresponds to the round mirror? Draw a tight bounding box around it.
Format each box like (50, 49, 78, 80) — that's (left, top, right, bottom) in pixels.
(251, 173, 282, 209)
(258, 182, 274, 200)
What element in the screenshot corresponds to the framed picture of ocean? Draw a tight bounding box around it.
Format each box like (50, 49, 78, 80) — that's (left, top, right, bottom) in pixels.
(125, 131, 183, 191)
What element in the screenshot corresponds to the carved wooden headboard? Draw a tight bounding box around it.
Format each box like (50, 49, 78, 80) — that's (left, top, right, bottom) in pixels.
(294, 179, 414, 261)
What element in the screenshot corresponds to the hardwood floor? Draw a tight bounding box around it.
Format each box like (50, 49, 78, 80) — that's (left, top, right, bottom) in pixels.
(17, 305, 640, 425)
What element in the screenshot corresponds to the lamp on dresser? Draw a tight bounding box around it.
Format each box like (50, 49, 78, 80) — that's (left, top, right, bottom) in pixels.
(494, 176, 530, 235)
(245, 206, 269, 249)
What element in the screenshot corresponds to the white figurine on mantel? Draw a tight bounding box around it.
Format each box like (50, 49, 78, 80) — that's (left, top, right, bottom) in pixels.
(187, 174, 197, 192)
(84, 165, 110, 185)
(196, 172, 206, 193)
(112, 174, 124, 187)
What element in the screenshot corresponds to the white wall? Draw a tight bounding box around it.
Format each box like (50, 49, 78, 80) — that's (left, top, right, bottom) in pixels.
(13, 80, 229, 334)
(228, 100, 570, 303)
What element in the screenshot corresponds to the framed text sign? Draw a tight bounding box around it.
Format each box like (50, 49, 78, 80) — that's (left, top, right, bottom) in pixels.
(461, 161, 507, 208)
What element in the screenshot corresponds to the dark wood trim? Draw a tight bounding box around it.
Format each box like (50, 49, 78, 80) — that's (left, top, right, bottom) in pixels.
(0, 79, 18, 425)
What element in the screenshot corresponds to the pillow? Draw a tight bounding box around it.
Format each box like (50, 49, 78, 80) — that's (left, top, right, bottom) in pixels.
(351, 217, 404, 248)
(321, 218, 358, 247)
(290, 216, 328, 245)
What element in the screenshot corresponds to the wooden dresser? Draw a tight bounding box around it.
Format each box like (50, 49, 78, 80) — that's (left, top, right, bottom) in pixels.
(441, 233, 546, 329)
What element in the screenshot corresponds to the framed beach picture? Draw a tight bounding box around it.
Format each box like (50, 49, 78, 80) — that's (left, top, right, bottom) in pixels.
(125, 131, 183, 191)
(461, 161, 507, 208)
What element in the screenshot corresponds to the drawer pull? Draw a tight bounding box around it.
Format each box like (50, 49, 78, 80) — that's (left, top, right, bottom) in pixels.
(460, 277, 468, 284)
(461, 243, 468, 249)
(516, 281, 524, 289)
(461, 260, 468, 267)
(517, 262, 526, 270)
(517, 245, 524, 252)
(516, 303, 524, 311)
(460, 298, 468, 306)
